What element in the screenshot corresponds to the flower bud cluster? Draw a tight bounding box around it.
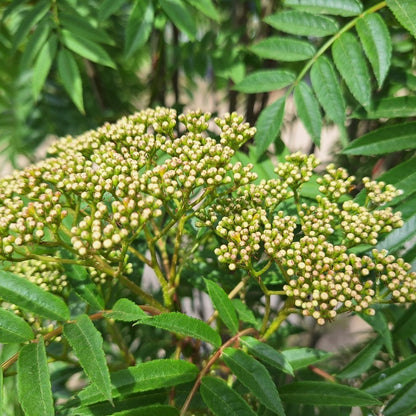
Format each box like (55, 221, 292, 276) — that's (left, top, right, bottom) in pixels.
(363, 177, 403, 207)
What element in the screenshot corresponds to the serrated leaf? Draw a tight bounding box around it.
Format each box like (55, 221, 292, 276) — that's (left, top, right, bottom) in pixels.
(106, 298, 148, 321)
(186, 0, 220, 21)
(354, 96, 416, 119)
(19, 18, 52, 72)
(200, 376, 257, 416)
(12, 0, 50, 49)
(249, 37, 315, 61)
(343, 122, 416, 155)
(311, 56, 346, 126)
(264, 10, 339, 36)
(386, 0, 416, 40)
(337, 337, 384, 379)
(0, 308, 34, 343)
(284, 0, 363, 16)
(78, 359, 198, 405)
(205, 279, 239, 334)
(61, 30, 116, 68)
(98, 0, 126, 21)
(63, 314, 112, 404)
(32, 34, 58, 100)
(124, 0, 154, 59)
(231, 299, 257, 325)
(222, 347, 285, 415)
(240, 336, 294, 375)
(280, 381, 380, 406)
(356, 13, 391, 88)
(136, 312, 221, 347)
(57, 49, 85, 114)
(254, 96, 286, 159)
(384, 379, 416, 416)
(159, 0, 196, 40)
(362, 354, 416, 396)
(17, 339, 54, 416)
(281, 347, 332, 370)
(294, 81, 322, 145)
(0, 270, 70, 321)
(234, 70, 295, 93)
(332, 32, 371, 107)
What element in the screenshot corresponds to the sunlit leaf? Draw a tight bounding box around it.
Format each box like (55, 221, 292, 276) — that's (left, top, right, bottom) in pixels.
(159, 0, 196, 40)
(234, 70, 295, 93)
(264, 10, 339, 36)
(98, 0, 126, 21)
(282, 347, 332, 370)
(186, 0, 220, 21)
(105, 298, 148, 322)
(356, 13, 392, 88)
(249, 37, 315, 61)
(386, 0, 416, 40)
(17, 339, 54, 416)
(284, 0, 363, 16)
(231, 299, 257, 325)
(0, 308, 34, 343)
(353, 96, 416, 119)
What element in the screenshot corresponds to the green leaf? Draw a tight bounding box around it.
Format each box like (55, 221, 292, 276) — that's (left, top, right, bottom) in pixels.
(240, 336, 294, 376)
(57, 49, 84, 113)
(222, 347, 285, 415)
(32, 34, 58, 100)
(354, 96, 416, 119)
(186, 0, 220, 21)
(360, 310, 393, 356)
(337, 337, 384, 379)
(105, 298, 148, 321)
(200, 376, 257, 416)
(159, 0, 196, 40)
(249, 37, 315, 62)
(279, 381, 380, 406)
(59, 11, 114, 45)
(0, 368, 3, 416)
(356, 13, 392, 88)
(264, 10, 339, 36)
(0, 308, 34, 343)
(111, 405, 179, 416)
(98, 0, 126, 21)
(254, 97, 286, 159)
(234, 70, 295, 93)
(231, 299, 257, 325)
(205, 279, 239, 334)
(12, 0, 50, 49)
(332, 32, 371, 107)
(384, 379, 416, 416)
(19, 18, 52, 72)
(281, 347, 332, 370)
(61, 30, 116, 68)
(284, 0, 363, 16)
(376, 214, 416, 252)
(17, 339, 54, 416)
(310, 56, 346, 126)
(386, 0, 416, 40)
(67, 264, 104, 311)
(0, 270, 70, 321)
(294, 81, 322, 145)
(136, 312, 221, 347)
(362, 354, 416, 396)
(124, 0, 154, 59)
(78, 359, 198, 405)
(343, 122, 416, 155)
(63, 314, 112, 404)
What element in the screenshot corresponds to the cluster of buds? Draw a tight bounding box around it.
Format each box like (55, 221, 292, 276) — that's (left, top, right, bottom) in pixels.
(199, 152, 415, 324)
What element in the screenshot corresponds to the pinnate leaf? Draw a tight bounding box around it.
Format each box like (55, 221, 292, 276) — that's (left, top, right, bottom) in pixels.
(63, 314, 112, 403)
(343, 121, 416, 155)
(106, 298, 148, 322)
(332, 32, 371, 107)
(234, 70, 295, 93)
(250, 37, 315, 61)
(78, 359, 198, 405)
(205, 279, 239, 334)
(0, 308, 34, 343)
(159, 0, 196, 40)
(222, 347, 285, 415)
(264, 10, 339, 36)
(356, 13, 391, 88)
(279, 381, 380, 406)
(282, 347, 331, 370)
(254, 96, 286, 159)
(17, 339, 54, 416)
(284, 0, 363, 16)
(310, 56, 345, 126)
(354, 96, 416, 119)
(136, 312, 221, 347)
(294, 81, 322, 145)
(0, 270, 70, 321)
(201, 376, 257, 416)
(386, 0, 416, 40)
(231, 299, 257, 325)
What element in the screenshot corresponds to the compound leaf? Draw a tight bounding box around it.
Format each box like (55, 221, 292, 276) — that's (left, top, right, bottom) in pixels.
(284, 0, 363, 17)
(0, 308, 34, 343)
(105, 298, 148, 322)
(234, 70, 295, 93)
(250, 37, 315, 61)
(386, 0, 416, 40)
(353, 96, 416, 119)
